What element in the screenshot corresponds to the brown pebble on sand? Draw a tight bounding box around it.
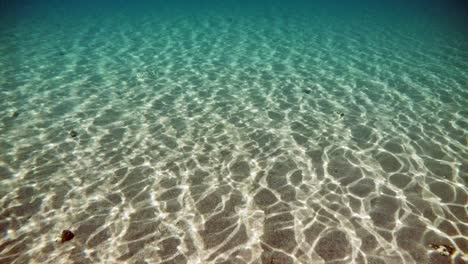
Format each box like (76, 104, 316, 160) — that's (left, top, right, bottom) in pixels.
(60, 230, 75, 243)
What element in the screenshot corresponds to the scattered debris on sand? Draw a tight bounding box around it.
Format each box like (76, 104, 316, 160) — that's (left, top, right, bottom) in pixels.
(334, 111, 344, 117)
(429, 243, 455, 256)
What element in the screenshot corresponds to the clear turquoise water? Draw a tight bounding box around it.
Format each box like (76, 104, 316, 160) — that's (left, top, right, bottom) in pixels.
(0, 1, 467, 263)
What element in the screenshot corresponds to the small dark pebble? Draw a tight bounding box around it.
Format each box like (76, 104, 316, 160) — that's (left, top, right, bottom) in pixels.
(69, 130, 78, 138)
(11, 111, 19, 118)
(60, 230, 74, 243)
(339, 113, 344, 117)
(303, 89, 311, 94)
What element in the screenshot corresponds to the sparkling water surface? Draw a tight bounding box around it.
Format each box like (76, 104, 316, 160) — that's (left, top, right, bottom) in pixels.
(0, 1, 467, 263)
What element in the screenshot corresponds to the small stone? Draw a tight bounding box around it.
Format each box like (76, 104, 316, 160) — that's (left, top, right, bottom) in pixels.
(60, 230, 74, 243)
(303, 89, 311, 94)
(339, 113, 344, 117)
(11, 111, 19, 118)
(70, 130, 78, 138)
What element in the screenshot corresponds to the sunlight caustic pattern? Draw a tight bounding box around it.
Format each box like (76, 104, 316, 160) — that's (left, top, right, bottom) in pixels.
(0, 3, 467, 264)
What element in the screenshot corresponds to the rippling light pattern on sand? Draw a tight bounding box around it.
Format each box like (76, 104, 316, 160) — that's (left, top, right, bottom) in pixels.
(0, 1, 467, 263)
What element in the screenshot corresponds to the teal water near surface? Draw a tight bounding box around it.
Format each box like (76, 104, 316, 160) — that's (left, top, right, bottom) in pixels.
(0, 1, 467, 263)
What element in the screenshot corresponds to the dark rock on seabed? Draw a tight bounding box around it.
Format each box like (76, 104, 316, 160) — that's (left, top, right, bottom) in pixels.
(69, 130, 78, 138)
(60, 230, 75, 243)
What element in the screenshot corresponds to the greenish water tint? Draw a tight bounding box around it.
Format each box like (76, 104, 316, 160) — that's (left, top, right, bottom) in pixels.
(0, 1, 467, 263)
